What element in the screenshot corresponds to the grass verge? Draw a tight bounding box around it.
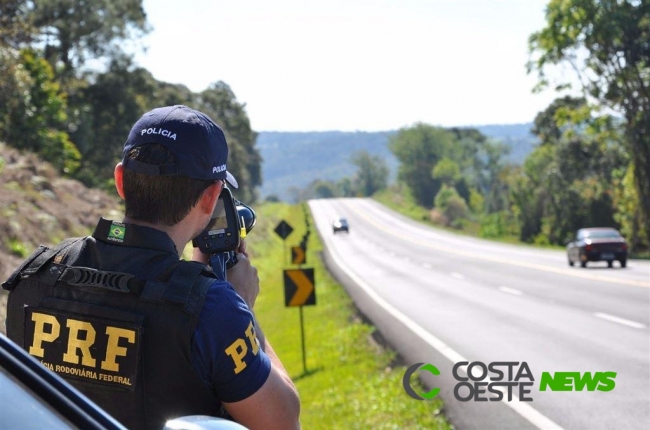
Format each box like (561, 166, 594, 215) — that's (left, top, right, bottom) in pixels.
(247, 202, 452, 429)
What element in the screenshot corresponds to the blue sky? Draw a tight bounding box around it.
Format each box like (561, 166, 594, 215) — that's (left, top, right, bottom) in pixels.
(134, 0, 566, 132)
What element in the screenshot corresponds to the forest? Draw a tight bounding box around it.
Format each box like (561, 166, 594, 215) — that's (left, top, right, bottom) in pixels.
(0, 0, 261, 203)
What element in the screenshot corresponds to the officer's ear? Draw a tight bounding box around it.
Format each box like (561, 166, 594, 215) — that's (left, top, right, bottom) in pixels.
(199, 180, 222, 216)
(114, 163, 125, 199)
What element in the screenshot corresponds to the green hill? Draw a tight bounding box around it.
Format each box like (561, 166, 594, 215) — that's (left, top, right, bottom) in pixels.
(257, 123, 537, 201)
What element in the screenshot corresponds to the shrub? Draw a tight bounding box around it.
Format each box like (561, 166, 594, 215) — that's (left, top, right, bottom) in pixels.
(434, 184, 469, 229)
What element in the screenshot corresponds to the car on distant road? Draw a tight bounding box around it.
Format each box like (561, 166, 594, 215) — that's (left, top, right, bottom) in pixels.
(567, 227, 628, 268)
(332, 217, 349, 233)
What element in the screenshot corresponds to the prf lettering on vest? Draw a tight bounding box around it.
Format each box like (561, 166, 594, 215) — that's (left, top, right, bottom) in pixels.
(28, 311, 135, 372)
(225, 321, 260, 374)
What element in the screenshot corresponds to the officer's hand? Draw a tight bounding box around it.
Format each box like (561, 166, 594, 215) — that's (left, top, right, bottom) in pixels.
(192, 247, 210, 265)
(192, 239, 247, 265)
(237, 239, 249, 258)
(227, 253, 259, 309)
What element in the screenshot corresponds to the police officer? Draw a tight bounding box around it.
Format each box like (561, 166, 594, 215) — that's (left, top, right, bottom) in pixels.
(2, 105, 301, 430)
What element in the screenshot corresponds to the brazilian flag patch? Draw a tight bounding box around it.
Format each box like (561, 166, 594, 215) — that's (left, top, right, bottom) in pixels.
(107, 221, 126, 243)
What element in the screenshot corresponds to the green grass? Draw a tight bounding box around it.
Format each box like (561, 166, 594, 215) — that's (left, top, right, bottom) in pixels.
(373, 187, 431, 225)
(630, 250, 650, 260)
(247, 202, 451, 429)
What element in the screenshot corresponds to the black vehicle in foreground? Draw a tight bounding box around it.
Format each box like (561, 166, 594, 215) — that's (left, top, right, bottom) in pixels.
(0, 333, 246, 429)
(567, 227, 628, 268)
(0, 332, 126, 429)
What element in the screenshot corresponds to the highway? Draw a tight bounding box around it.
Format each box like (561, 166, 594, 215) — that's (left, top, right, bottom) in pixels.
(308, 197, 650, 430)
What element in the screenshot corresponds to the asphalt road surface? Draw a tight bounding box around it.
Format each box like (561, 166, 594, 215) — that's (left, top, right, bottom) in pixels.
(308, 198, 650, 430)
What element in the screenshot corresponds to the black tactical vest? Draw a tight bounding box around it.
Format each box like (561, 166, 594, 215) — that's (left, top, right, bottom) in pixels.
(2, 219, 222, 430)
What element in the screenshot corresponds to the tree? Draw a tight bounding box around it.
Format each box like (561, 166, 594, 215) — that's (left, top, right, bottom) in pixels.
(531, 96, 586, 142)
(197, 82, 262, 203)
(0, 2, 264, 205)
(479, 141, 511, 213)
(0, 1, 35, 48)
(613, 164, 647, 251)
(337, 177, 355, 197)
(70, 55, 156, 187)
(432, 158, 460, 185)
(434, 184, 469, 229)
(389, 124, 456, 207)
(350, 150, 389, 196)
(513, 96, 628, 244)
(28, 0, 149, 78)
(312, 180, 337, 199)
(0, 48, 80, 174)
(529, 0, 650, 246)
(289, 180, 339, 202)
(444, 127, 512, 214)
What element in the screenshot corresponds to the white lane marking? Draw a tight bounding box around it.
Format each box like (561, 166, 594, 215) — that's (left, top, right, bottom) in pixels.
(499, 286, 523, 296)
(593, 312, 646, 329)
(312, 202, 564, 430)
(422, 263, 432, 269)
(451, 272, 464, 280)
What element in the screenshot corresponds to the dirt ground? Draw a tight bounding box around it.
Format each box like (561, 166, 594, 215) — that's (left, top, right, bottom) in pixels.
(0, 143, 122, 334)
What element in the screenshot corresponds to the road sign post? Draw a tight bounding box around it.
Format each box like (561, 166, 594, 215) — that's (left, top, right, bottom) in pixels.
(274, 220, 294, 265)
(284, 268, 315, 373)
(299, 306, 306, 374)
(277, 213, 316, 375)
(283, 268, 315, 306)
(291, 246, 306, 265)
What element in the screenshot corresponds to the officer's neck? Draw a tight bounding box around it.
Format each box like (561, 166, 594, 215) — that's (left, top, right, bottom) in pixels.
(122, 217, 191, 256)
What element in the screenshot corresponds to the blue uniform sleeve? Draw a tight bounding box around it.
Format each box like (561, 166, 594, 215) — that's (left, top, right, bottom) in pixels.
(192, 280, 271, 403)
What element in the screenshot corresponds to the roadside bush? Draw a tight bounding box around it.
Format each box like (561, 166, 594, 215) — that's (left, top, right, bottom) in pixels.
(434, 184, 469, 229)
(429, 208, 448, 226)
(469, 188, 485, 214)
(479, 211, 518, 239)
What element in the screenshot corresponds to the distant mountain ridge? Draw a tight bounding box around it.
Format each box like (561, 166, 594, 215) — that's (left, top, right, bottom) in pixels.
(257, 123, 538, 201)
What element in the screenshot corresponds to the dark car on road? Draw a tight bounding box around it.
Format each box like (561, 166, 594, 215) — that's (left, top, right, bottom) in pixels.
(332, 217, 349, 233)
(567, 227, 628, 268)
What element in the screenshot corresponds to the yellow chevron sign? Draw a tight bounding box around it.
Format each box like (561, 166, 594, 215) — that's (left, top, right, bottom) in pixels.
(291, 246, 306, 265)
(284, 268, 316, 307)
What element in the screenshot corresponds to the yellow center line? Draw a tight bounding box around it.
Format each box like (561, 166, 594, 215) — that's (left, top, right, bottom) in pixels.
(343, 201, 650, 289)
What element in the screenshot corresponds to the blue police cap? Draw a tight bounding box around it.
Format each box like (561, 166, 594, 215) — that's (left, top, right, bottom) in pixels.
(122, 105, 238, 188)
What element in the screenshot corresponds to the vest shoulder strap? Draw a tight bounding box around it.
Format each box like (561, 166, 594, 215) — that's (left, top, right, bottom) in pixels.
(2, 237, 83, 291)
(4, 237, 216, 315)
(141, 260, 216, 316)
